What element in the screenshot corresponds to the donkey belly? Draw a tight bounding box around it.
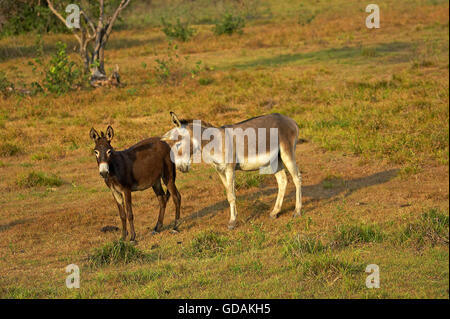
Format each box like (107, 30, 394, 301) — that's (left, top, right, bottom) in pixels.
(131, 184, 152, 192)
(236, 149, 280, 172)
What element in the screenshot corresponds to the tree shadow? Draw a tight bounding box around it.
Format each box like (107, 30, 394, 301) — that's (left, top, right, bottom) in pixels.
(230, 41, 412, 69)
(0, 35, 162, 62)
(182, 169, 399, 225)
(0, 218, 31, 233)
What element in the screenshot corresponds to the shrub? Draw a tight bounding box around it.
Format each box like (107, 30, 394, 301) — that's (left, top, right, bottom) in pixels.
(0, 2, 68, 37)
(213, 13, 245, 35)
(153, 42, 203, 84)
(88, 240, 153, 267)
(31, 42, 83, 95)
(0, 71, 13, 98)
(17, 171, 64, 188)
(161, 18, 195, 42)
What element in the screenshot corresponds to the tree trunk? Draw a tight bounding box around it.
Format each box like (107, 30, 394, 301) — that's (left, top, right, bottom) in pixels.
(46, 0, 131, 87)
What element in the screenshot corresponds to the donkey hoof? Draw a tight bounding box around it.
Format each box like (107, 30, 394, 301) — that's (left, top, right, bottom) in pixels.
(170, 229, 179, 234)
(270, 213, 279, 219)
(129, 240, 138, 245)
(293, 211, 302, 218)
(228, 222, 237, 230)
(151, 230, 159, 236)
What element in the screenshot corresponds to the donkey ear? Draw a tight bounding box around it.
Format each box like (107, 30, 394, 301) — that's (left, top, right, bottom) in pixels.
(170, 111, 181, 127)
(89, 128, 100, 141)
(106, 126, 114, 141)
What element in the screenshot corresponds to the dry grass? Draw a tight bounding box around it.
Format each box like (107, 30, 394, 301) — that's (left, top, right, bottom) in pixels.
(0, 0, 448, 298)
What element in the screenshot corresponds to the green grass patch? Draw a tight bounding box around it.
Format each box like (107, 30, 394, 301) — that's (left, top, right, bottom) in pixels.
(117, 269, 164, 285)
(0, 142, 22, 157)
(333, 224, 384, 247)
(188, 230, 229, 258)
(301, 253, 363, 279)
(213, 13, 245, 36)
(87, 240, 154, 267)
(397, 209, 449, 247)
(282, 235, 328, 262)
(16, 171, 63, 188)
(198, 77, 214, 86)
(0, 286, 59, 299)
(322, 174, 344, 189)
(235, 171, 266, 190)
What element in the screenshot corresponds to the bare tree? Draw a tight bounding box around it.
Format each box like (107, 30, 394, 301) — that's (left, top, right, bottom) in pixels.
(46, 0, 131, 87)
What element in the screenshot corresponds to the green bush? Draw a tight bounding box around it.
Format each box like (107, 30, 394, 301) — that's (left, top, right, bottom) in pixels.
(0, 3, 68, 37)
(44, 42, 82, 94)
(0, 71, 13, 98)
(153, 42, 203, 84)
(161, 18, 195, 42)
(31, 42, 83, 95)
(213, 13, 245, 35)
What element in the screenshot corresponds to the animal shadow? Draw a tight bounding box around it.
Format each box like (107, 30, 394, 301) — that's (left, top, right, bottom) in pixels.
(184, 169, 399, 222)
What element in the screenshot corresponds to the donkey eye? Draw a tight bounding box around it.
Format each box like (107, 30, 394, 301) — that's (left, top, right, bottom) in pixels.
(94, 150, 99, 157)
(106, 149, 111, 156)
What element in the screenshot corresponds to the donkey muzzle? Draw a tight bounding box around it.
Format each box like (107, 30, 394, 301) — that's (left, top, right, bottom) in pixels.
(178, 164, 190, 173)
(99, 162, 109, 178)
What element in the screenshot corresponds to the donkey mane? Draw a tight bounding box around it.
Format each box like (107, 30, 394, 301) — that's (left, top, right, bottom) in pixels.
(180, 118, 216, 128)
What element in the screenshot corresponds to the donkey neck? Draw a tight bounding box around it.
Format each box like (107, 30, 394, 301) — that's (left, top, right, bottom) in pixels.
(106, 150, 121, 178)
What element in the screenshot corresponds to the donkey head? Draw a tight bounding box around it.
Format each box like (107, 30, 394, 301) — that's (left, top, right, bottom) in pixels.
(161, 112, 196, 173)
(90, 126, 114, 178)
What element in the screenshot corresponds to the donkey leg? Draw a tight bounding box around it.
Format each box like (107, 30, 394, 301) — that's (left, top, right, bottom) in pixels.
(123, 190, 137, 242)
(166, 181, 181, 231)
(215, 167, 237, 229)
(152, 181, 167, 233)
(270, 169, 287, 219)
(225, 167, 237, 230)
(280, 148, 302, 216)
(111, 189, 127, 240)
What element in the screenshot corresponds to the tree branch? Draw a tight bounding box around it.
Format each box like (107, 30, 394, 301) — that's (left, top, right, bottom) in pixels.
(105, 0, 131, 39)
(79, 8, 96, 38)
(46, 0, 82, 45)
(97, 0, 105, 30)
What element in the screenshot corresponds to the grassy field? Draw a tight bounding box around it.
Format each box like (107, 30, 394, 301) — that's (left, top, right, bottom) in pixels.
(0, 0, 448, 298)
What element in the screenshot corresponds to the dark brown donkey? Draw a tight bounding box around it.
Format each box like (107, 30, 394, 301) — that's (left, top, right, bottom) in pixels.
(89, 126, 181, 242)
